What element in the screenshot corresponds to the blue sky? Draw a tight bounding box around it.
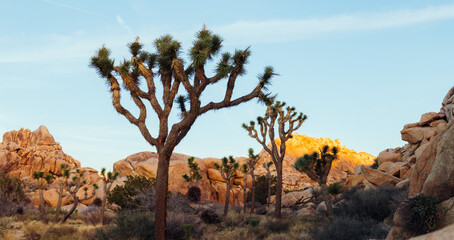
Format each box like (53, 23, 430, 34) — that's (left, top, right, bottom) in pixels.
(1, 1, 453, 170)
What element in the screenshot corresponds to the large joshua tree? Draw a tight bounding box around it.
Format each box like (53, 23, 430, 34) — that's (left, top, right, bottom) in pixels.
(53, 164, 70, 223)
(90, 27, 274, 239)
(293, 145, 338, 217)
(243, 100, 307, 218)
(214, 156, 239, 217)
(246, 148, 260, 213)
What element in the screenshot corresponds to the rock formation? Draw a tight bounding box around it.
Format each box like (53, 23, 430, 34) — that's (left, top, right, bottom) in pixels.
(113, 134, 375, 205)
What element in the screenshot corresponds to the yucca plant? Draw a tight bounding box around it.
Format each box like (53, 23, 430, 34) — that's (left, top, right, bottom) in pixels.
(53, 164, 70, 223)
(214, 156, 239, 216)
(243, 100, 307, 218)
(33, 171, 53, 224)
(90, 26, 275, 240)
(246, 148, 260, 213)
(241, 163, 249, 213)
(100, 168, 120, 225)
(263, 161, 274, 211)
(293, 145, 339, 217)
(182, 157, 202, 184)
(60, 169, 98, 223)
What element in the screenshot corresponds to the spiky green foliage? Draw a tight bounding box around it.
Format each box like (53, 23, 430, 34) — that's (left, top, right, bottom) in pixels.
(293, 145, 339, 183)
(90, 46, 115, 80)
(241, 163, 248, 173)
(215, 156, 239, 216)
(190, 27, 223, 66)
(182, 157, 202, 183)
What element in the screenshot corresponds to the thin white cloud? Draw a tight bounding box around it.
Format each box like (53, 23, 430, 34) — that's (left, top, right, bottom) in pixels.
(213, 4, 454, 44)
(116, 15, 133, 34)
(42, 0, 104, 17)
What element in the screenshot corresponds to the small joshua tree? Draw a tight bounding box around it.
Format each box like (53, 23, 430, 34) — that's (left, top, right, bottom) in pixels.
(243, 100, 307, 218)
(214, 156, 239, 216)
(263, 161, 273, 211)
(241, 163, 249, 213)
(183, 157, 203, 203)
(33, 171, 53, 224)
(53, 164, 70, 223)
(100, 168, 120, 225)
(247, 148, 260, 213)
(182, 157, 202, 184)
(60, 169, 98, 223)
(293, 145, 338, 217)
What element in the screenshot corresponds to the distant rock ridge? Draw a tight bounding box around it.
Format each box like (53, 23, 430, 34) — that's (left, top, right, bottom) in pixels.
(113, 133, 375, 204)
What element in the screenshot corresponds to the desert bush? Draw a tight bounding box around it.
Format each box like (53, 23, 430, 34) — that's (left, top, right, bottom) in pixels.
(248, 175, 276, 204)
(95, 211, 154, 240)
(262, 218, 290, 233)
(107, 175, 156, 211)
(166, 212, 202, 240)
(0, 171, 30, 216)
(370, 158, 379, 169)
(23, 221, 47, 240)
(41, 225, 77, 240)
(200, 209, 220, 224)
(335, 185, 405, 221)
(80, 206, 114, 225)
(328, 182, 343, 195)
(248, 217, 260, 227)
(186, 186, 201, 203)
(401, 194, 440, 235)
(223, 212, 247, 228)
(310, 216, 388, 240)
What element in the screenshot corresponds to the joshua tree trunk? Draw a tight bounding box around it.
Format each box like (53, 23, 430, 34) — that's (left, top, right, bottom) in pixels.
(61, 197, 78, 224)
(275, 165, 283, 218)
(53, 182, 64, 223)
(38, 188, 48, 224)
(321, 183, 333, 217)
(267, 172, 271, 211)
(224, 181, 231, 217)
(243, 176, 247, 213)
(251, 173, 255, 214)
(155, 149, 171, 240)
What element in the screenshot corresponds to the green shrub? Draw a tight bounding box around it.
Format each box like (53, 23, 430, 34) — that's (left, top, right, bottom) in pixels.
(107, 176, 156, 211)
(310, 216, 388, 240)
(247, 217, 260, 227)
(248, 175, 276, 204)
(327, 182, 343, 195)
(95, 211, 154, 240)
(335, 186, 405, 221)
(401, 194, 440, 235)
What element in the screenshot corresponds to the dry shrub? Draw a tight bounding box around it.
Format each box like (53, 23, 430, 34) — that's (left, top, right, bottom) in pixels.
(166, 211, 202, 240)
(41, 225, 77, 240)
(264, 233, 293, 240)
(23, 221, 47, 240)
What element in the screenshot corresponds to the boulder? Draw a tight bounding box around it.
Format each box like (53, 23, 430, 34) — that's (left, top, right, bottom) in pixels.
(296, 206, 317, 216)
(316, 201, 327, 212)
(377, 161, 394, 172)
(377, 149, 402, 166)
(361, 165, 401, 186)
(281, 189, 313, 207)
(439, 197, 454, 229)
(441, 86, 454, 123)
(343, 174, 366, 190)
(419, 112, 440, 126)
(401, 127, 437, 144)
(61, 203, 88, 213)
(409, 223, 454, 240)
(386, 162, 406, 177)
(422, 122, 454, 201)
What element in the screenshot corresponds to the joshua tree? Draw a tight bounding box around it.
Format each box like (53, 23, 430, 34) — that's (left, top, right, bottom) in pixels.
(182, 157, 202, 184)
(53, 164, 70, 223)
(293, 145, 339, 217)
(214, 156, 239, 216)
(100, 168, 120, 225)
(243, 100, 307, 218)
(241, 163, 249, 213)
(246, 148, 260, 213)
(33, 171, 53, 224)
(60, 169, 98, 223)
(90, 27, 274, 239)
(263, 161, 273, 211)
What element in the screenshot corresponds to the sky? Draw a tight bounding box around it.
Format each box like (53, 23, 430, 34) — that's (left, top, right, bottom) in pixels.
(0, 0, 453, 171)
